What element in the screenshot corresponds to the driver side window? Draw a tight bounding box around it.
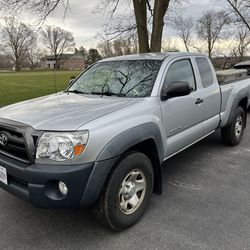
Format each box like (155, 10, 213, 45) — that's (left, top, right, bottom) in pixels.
(163, 59, 196, 93)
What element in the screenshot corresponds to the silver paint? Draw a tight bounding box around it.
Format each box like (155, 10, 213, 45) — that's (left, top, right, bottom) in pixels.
(0, 52, 249, 165)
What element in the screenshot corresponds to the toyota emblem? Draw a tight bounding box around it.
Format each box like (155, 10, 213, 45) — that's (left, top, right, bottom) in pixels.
(0, 133, 8, 146)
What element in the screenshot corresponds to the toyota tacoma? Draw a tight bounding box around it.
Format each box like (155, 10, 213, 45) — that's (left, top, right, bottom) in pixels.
(0, 52, 250, 231)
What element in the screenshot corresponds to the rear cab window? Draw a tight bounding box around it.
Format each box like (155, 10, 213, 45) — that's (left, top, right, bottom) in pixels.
(195, 57, 214, 88)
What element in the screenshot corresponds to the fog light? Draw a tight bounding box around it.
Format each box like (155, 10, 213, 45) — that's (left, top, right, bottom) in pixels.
(59, 181, 68, 195)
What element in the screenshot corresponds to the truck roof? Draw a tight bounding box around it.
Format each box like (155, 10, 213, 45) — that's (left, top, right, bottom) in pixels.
(100, 52, 206, 62)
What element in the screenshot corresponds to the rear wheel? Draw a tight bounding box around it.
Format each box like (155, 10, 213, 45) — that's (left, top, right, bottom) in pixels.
(93, 151, 154, 231)
(221, 106, 246, 146)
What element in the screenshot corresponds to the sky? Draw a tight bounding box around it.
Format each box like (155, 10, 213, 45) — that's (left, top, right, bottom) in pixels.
(38, 0, 226, 49)
(0, 0, 227, 50)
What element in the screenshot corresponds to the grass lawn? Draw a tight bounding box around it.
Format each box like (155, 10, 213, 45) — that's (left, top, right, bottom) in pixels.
(0, 70, 81, 107)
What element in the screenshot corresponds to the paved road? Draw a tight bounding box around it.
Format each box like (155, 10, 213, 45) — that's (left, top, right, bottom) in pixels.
(1, 115, 250, 250)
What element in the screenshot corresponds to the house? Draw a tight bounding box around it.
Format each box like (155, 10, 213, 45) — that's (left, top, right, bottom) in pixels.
(40, 53, 85, 70)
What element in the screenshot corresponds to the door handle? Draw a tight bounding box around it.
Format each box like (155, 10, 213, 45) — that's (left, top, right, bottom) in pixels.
(195, 98, 204, 105)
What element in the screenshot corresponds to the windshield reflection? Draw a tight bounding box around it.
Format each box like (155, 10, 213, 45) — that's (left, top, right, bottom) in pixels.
(68, 60, 163, 97)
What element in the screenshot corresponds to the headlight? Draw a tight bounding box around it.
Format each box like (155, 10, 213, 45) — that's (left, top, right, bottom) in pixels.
(36, 131, 89, 161)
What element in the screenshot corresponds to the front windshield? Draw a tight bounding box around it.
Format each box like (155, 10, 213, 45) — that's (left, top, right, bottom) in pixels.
(68, 60, 163, 97)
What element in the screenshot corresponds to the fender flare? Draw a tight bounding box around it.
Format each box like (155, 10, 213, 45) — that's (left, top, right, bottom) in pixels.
(80, 123, 164, 206)
(97, 122, 164, 162)
(224, 90, 249, 128)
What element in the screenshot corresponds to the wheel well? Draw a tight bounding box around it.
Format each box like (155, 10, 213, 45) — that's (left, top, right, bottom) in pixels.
(238, 97, 248, 127)
(239, 97, 248, 112)
(129, 139, 162, 195)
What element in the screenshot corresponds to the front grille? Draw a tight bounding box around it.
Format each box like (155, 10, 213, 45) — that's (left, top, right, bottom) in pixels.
(0, 120, 41, 164)
(0, 127, 29, 163)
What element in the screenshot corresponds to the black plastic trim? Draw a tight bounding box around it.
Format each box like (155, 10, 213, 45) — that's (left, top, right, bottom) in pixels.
(80, 157, 119, 206)
(96, 122, 164, 163)
(225, 92, 249, 127)
(0, 118, 42, 164)
(0, 152, 95, 208)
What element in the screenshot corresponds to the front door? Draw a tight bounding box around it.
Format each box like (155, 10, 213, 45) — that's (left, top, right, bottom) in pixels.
(160, 58, 207, 158)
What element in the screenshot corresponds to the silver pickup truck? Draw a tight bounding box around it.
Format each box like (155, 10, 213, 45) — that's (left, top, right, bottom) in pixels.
(0, 52, 250, 231)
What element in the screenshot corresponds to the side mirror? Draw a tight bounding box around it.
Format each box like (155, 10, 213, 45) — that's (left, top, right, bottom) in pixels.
(69, 76, 76, 85)
(161, 81, 192, 100)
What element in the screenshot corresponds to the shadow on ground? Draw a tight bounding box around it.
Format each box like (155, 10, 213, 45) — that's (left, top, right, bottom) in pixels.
(1, 123, 250, 249)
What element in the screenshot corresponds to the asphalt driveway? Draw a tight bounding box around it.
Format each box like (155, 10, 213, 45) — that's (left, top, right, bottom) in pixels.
(0, 115, 250, 250)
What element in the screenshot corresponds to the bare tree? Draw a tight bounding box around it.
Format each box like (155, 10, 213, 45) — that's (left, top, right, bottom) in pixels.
(100, 13, 137, 42)
(98, 38, 138, 58)
(162, 38, 179, 52)
(100, 0, 189, 52)
(19, 31, 41, 70)
(100, 1, 188, 53)
(41, 26, 75, 69)
(1, 18, 36, 71)
(0, 0, 70, 23)
(75, 47, 88, 61)
(235, 25, 250, 60)
(215, 41, 238, 69)
(211, 23, 250, 69)
(112, 39, 124, 56)
(107, 0, 172, 52)
(196, 10, 230, 58)
(2, 0, 174, 53)
(224, 0, 250, 31)
(121, 38, 138, 54)
(132, 0, 150, 52)
(97, 41, 114, 58)
(172, 17, 194, 52)
(27, 45, 43, 70)
(150, 1, 173, 52)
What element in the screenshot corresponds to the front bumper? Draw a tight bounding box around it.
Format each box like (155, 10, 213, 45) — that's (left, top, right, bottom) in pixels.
(0, 153, 117, 208)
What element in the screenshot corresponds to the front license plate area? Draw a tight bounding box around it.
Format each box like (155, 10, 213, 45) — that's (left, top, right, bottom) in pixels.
(0, 166, 8, 185)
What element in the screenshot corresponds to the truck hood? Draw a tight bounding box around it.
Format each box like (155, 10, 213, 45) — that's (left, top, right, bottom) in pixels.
(0, 92, 138, 130)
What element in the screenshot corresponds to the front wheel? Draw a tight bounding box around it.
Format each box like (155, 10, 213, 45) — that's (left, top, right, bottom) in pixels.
(221, 106, 246, 146)
(93, 151, 154, 231)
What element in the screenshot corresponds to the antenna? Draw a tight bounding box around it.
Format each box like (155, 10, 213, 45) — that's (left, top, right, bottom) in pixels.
(53, 64, 57, 93)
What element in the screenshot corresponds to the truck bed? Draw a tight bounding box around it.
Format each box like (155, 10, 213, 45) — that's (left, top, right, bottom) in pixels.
(218, 76, 250, 86)
(216, 69, 248, 85)
(220, 77, 250, 127)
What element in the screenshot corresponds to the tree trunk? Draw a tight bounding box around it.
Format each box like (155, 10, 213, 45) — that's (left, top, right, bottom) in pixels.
(184, 41, 190, 52)
(15, 58, 21, 71)
(240, 51, 244, 61)
(150, 0, 171, 52)
(133, 0, 150, 53)
(222, 57, 230, 69)
(208, 31, 212, 59)
(54, 53, 60, 69)
(208, 42, 212, 59)
(15, 64, 21, 71)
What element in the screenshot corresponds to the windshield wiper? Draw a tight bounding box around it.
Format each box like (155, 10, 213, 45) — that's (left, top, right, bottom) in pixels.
(90, 83, 126, 97)
(91, 91, 126, 97)
(66, 90, 89, 95)
(66, 89, 126, 97)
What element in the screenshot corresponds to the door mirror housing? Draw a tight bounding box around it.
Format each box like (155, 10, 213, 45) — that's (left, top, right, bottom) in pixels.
(69, 76, 76, 85)
(161, 81, 192, 100)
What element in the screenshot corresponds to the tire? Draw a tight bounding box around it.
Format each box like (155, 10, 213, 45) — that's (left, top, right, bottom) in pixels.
(221, 106, 246, 146)
(93, 151, 154, 231)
